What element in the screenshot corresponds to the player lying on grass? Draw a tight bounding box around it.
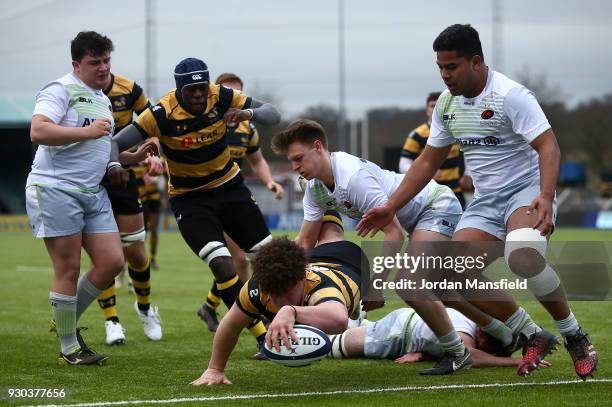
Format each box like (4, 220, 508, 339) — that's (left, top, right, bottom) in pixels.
(328, 307, 550, 369)
(191, 235, 364, 386)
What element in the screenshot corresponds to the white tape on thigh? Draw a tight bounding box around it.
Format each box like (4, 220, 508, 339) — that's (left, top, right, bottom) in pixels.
(504, 227, 547, 265)
(246, 235, 273, 259)
(120, 228, 146, 247)
(526, 265, 561, 297)
(199, 241, 231, 264)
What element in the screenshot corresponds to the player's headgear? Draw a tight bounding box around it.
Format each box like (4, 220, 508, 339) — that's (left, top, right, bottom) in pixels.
(174, 58, 209, 93)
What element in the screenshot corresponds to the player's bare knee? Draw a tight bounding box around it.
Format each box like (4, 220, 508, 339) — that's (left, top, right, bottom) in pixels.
(109, 252, 125, 274)
(124, 243, 148, 269)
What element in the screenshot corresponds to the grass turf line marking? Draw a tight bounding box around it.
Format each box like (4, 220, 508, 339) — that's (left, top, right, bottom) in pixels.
(24, 378, 612, 407)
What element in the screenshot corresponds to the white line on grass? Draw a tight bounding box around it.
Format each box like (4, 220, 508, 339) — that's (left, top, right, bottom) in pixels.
(24, 378, 612, 407)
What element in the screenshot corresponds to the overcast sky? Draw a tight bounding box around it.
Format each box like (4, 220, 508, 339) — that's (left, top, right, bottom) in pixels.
(1, 0, 611, 118)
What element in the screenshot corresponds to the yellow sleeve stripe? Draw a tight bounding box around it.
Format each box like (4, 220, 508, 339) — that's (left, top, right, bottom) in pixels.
(307, 287, 346, 307)
(402, 138, 422, 154)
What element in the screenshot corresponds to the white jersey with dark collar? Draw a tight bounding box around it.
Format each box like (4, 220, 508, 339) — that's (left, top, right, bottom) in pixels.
(302, 151, 437, 231)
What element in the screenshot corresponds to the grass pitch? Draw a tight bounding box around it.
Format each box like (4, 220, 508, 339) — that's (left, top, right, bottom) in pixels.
(0, 229, 611, 406)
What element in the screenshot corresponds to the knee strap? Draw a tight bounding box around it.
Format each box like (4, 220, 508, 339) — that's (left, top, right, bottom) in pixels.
(199, 241, 231, 265)
(120, 227, 146, 247)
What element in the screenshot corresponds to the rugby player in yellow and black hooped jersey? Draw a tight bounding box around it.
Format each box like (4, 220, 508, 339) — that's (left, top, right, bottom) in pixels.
(399, 92, 471, 209)
(198, 73, 284, 334)
(99, 73, 164, 346)
(191, 236, 365, 386)
(109, 58, 281, 346)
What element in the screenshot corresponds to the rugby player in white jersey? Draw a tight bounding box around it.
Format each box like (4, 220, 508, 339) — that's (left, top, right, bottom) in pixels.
(26, 31, 155, 365)
(358, 24, 597, 379)
(270, 119, 518, 375)
(328, 307, 550, 370)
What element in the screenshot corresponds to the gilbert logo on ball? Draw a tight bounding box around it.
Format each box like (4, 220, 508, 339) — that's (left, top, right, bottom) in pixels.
(263, 324, 331, 367)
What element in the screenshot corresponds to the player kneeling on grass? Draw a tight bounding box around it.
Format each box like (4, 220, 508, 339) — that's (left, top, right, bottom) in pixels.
(191, 236, 363, 385)
(328, 307, 550, 370)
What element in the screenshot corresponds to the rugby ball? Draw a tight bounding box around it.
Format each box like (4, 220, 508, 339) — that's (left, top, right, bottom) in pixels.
(262, 324, 331, 367)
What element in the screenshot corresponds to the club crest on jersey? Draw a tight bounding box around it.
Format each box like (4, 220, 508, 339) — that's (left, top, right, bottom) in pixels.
(481, 109, 495, 120)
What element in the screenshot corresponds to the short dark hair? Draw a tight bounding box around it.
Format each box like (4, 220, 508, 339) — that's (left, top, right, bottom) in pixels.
(251, 237, 307, 295)
(426, 92, 441, 104)
(71, 31, 114, 62)
(271, 119, 328, 154)
(433, 24, 483, 60)
(215, 73, 243, 88)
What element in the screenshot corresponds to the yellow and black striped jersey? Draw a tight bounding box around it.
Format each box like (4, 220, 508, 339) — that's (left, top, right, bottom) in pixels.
(134, 84, 251, 196)
(401, 123, 464, 192)
(103, 73, 150, 133)
(237, 263, 361, 322)
(227, 121, 260, 167)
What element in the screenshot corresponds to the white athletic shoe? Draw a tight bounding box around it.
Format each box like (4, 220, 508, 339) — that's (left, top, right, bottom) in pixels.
(134, 302, 162, 341)
(104, 320, 126, 345)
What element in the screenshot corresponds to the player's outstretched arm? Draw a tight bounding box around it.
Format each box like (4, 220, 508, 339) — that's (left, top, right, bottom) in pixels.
(294, 220, 322, 252)
(224, 98, 281, 127)
(191, 304, 253, 386)
(357, 145, 450, 237)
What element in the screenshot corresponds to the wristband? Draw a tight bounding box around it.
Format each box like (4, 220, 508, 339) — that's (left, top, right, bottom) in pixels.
(107, 161, 122, 171)
(246, 108, 254, 119)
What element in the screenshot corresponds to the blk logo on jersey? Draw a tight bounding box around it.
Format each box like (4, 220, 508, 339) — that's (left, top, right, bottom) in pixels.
(443, 113, 456, 121)
(481, 109, 495, 120)
(78, 97, 93, 104)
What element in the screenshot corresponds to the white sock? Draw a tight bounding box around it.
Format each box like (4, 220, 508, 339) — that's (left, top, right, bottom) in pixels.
(555, 312, 580, 337)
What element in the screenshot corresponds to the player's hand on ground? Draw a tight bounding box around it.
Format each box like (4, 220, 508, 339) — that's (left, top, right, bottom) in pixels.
(357, 204, 395, 237)
(527, 193, 554, 236)
(266, 306, 299, 352)
(83, 118, 112, 139)
(107, 166, 129, 188)
(145, 155, 164, 176)
(394, 352, 424, 364)
(224, 108, 250, 127)
(190, 368, 232, 386)
(267, 181, 284, 200)
(538, 360, 551, 368)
